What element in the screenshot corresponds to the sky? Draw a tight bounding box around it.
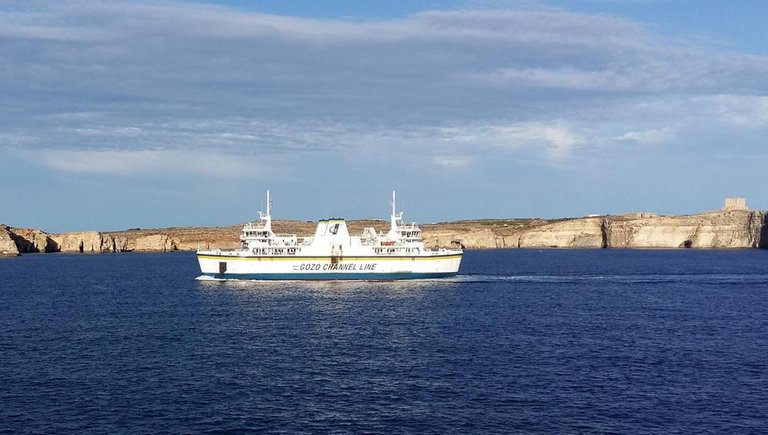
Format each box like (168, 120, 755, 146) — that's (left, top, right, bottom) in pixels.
(1, 0, 767, 232)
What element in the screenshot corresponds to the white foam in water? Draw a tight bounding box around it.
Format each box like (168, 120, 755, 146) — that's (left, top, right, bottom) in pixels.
(451, 274, 546, 283)
(195, 275, 228, 281)
(195, 273, 768, 285)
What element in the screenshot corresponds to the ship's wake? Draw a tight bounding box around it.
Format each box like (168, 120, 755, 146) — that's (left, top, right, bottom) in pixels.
(451, 273, 768, 285)
(197, 273, 768, 287)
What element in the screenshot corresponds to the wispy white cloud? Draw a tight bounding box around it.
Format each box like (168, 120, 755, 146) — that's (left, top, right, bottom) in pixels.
(489, 122, 584, 159)
(433, 156, 471, 169)
(696, 95, 768, 128)
(0, 23, 108, 42)
(435, 122, 585, 160)
(613, 127, 677, 144)
(0, 0, 766, 175)
(34, 149, 266, 178)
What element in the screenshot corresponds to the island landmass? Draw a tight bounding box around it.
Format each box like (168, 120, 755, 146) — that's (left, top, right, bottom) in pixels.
(2, 198, 766, 256)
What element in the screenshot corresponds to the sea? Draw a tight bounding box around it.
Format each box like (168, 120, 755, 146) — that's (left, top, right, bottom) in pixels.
(1, 249, 767, 434)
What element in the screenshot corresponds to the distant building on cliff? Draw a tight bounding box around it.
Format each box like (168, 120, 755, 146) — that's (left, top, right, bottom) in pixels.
(723, 197, 748, 211)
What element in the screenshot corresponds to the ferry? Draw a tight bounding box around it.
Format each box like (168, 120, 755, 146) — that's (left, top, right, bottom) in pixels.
(197, 191, 463, 280)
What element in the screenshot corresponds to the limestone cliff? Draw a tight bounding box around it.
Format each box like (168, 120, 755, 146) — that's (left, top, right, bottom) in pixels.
(517, 218, 605, 248)
(503, 210, 765, 249)
(106, 227, 243, 252)
(423, 226, 501, 249)
(8, 227, 57, 253)
(421, 219, 547, 249)
(1, 225, 20, 256)
(129, 234, 177, 252)
(605, 210, 766, 249)
(3, 210, 767, 254)
(50, 232, 105, 253)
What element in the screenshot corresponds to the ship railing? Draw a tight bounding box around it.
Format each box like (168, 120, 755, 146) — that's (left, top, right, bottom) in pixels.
(251, 246, 303, 256)
(373, 246, 424, 255)
(399, 223, 421, 230)
(242, 222, 267, 230)
(425, 247, 462, 254)
(272, 235, 297, 245)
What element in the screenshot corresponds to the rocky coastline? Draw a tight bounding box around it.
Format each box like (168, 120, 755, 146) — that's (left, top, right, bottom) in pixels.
(2, 208, 766, 256)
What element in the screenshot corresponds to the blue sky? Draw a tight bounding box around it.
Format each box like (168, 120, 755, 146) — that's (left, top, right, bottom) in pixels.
(1, 0, 767, 232)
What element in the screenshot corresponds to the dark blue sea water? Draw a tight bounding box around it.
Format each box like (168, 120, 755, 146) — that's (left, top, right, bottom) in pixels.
(1, 250, 767, 434)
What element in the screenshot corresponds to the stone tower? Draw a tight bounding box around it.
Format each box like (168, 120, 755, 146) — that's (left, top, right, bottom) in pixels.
(723, 197, 748, 211)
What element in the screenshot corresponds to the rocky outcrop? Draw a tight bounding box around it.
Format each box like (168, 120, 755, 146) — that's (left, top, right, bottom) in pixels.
(421, 219, 547, 249)
(8, 227, 57, 253)
(517, 218, 605, 248)
(129, 234, 177, 252)
(605, 210, 766, 249)
(424, 227, 502, 249)
(48, 232, 183, 252)
(3, 209, 767, 254)
(497, 211, 766, 249)
(50, 232, 105, 253)
(1, 225, 20, 256)
(115, 227, 241, 252)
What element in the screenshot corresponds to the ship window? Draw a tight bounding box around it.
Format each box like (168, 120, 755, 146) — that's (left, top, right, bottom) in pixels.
(219, 262, 227, 274)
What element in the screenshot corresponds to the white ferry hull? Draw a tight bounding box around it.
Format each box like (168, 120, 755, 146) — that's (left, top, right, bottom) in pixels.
(197, 253, 462, 280)
(198, 190, 463, 281)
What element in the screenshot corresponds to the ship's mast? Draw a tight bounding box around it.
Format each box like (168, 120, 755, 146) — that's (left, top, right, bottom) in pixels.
(392, 190, 396, 219)
(259, 189, 273, 232)
(387, 190, 402, 239)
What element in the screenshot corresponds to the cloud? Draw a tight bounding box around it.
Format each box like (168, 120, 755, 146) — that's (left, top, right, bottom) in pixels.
(613, 127, 677, 144)
(696, 95, 768, 128)
(1, 0, 767, 175)
(435, 122, 584, 160)
(490, 122, 584, 158)
(0, 23, 108, 42)
(34, 149, 265, 178)
(433, 156, 471, 169)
